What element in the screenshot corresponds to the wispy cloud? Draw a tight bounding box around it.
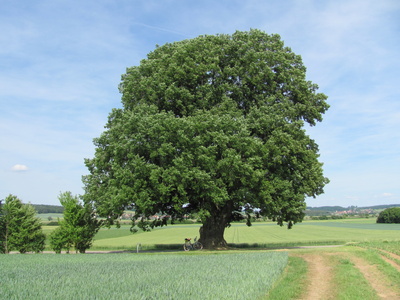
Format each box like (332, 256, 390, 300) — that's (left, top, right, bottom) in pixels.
(11, 164, 29, 171)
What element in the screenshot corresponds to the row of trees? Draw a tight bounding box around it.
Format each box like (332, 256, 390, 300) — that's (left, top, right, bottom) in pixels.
(0, 192, 101, 254)
(33, 204, 64, 214)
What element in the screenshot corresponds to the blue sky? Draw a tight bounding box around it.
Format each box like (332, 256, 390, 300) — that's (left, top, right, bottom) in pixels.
(1, 0, 399, 207)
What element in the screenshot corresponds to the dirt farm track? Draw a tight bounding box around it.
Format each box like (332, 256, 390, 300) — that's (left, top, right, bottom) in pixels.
(294, 249, 400, 299)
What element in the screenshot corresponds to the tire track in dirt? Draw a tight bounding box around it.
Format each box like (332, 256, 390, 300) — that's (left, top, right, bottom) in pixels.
(378, 250, 400, 272)
(297, 253, 335, 300)
(350, 255, 400, 299)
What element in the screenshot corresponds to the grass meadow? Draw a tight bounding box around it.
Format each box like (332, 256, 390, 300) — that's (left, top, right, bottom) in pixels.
(41, 218, 400, 251)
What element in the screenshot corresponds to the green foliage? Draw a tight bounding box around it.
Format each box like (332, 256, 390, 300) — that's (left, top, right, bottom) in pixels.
(83, 29, 329, 248)
(49, 226, 70, 253)
(49, 192, 102, 253)
(0, 252, 287, 299)
(0, 195, 45, 253)
(376, 207, 400, 223)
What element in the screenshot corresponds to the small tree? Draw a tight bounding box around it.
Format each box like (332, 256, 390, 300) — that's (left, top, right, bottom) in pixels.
(49, 192, 101, 253)
(0, 195, 45, 254)
(376, 207, 400, 224)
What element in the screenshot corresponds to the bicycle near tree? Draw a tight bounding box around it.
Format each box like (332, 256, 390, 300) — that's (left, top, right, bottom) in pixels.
(183, 237, 203, 251)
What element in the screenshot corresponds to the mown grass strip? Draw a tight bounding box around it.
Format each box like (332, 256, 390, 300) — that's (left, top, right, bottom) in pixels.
(377, 249, 400, 266)
(357, 248, 400, 290)
(264, 256, 308, 299)
(331, 254, 379, 300)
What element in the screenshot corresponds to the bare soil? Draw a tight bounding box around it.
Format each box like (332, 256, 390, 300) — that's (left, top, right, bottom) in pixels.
(296, 253, 335, 300)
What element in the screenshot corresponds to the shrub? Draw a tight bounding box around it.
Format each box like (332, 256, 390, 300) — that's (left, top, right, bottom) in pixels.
(376, 207, 400, 223)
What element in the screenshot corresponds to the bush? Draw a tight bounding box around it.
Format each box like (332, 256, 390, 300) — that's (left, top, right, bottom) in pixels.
(376, 207, 400, 223)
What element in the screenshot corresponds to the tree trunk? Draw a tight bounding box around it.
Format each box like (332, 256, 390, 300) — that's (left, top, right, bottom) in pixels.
(198, 201, 233, 249)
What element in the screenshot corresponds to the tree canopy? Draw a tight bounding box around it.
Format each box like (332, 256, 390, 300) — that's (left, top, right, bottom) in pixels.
(83, 29, 329, 248)
(376, 207, 400, 224)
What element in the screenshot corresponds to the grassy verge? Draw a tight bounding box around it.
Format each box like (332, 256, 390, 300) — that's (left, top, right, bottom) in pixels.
(331, 254, 379, 300)
(356, 240, 400, 256)
(264, 256, 308, 299)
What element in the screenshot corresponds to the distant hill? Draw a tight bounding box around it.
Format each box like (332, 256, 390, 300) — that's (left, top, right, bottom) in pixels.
(306, 204, 400, 211)
(305, 204, 400, 217)
(33, 204, 64, 214)
(306, 206, 346, 212)
(359, 204, 400, 210)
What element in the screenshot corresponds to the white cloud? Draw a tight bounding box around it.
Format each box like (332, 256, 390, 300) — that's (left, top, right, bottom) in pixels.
(11, 164, 28, 171)
(382, 193, 394, 197)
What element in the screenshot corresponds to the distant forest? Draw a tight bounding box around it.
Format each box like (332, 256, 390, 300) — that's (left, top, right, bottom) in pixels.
(33, 204, 64, 214)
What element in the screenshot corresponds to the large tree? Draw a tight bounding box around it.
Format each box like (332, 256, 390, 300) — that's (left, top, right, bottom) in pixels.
(0, 195, 45, 253)
(83, 29, 329, 248)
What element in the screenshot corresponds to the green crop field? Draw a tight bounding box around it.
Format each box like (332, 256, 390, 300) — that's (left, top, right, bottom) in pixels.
(37, 213, 63, 221)
(0, 252, 287, 299)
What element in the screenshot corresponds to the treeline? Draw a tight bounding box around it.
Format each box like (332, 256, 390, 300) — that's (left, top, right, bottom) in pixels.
(33, 204, 64, 214)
